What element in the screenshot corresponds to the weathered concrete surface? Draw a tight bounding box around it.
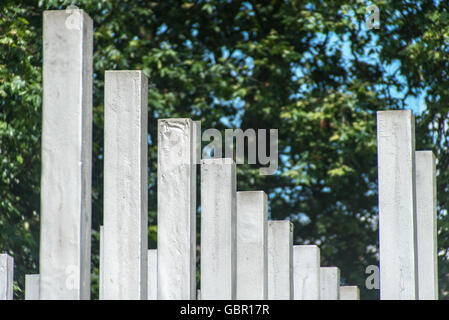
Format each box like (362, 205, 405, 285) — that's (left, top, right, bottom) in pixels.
(267, 221, 293, 300)
(99, 226, 104, 300)
(25, 274, 40, 300)
(339, 286, 360, 300)
(41, 10, 93, 300)
(201, 158, 236, 300)
(148, 249, 157, 300)
(193, 120, 202, 164)
(293, 245, 320, 300)
(416, 151, 438, 300)
(236, 191, 268, 300)
(158, 119, 197, 300)
(377, 110, 418, 300)
(320, 267, 340, 300)
(0, 254, 13, 300)
(104, 71, 148, 300)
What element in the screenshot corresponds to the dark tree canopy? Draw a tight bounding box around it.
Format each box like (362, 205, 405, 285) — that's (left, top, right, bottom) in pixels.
(1, 0, 448, 299)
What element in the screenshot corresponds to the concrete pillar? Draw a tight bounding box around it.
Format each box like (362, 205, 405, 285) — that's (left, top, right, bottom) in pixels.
(339, 286, 360, 300)
(0, 254, 13, 300)
(267, 221, 293, 300)
(293, 245, 320, 300)
(320, 267, 340, 300)
(25, 274, 40, 300)
(158, 119, 197, 299)
(236, 191, 268, 300)
(104, 71, 148, 300)
(148, 249, 157, 300)
(201, 158, 236, 300)
(41, 10, 93, 300)
(416, 151, 438, 300)
(99, 226, 104, 300)
(377, 110, 418, 300)
(193, 120, 202, 164)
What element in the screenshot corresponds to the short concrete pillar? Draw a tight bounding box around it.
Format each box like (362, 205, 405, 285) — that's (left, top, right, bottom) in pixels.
(25, 274, 40, 300)
(201, 158, 237, 300)
(104, 71, 148, 300)
(293, 245, 320, 300)
(267, 221, 293, 300)
(157, 118, 197, 300)
(416, 151, 438, 300)
(41, 10, 93, 300)
(377, 110, 418, 300)
(148, 249, 157, 300)
(99, 226, 104, 300)
(339, 286, 360, 300)
(236, 191, 268, 300)
(0, 254, 13, 300)
(320, 267, 340, 300)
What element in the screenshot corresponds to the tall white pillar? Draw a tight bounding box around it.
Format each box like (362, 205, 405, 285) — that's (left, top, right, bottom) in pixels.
(201, 158, 237, 300)
(41, 10, 93, 300)
(377, 110, 418, 300)
(267, 221, 293, 300)
(320, 267, 340, 300)
(236, 191, 268, 300)
(25, 274, 40, 300)
(339, 286, 360, 300)
(158, 119, 197, 300)
(293, 245, 320, 300)
(0, 254, 13, 300)
(148, 249, 157, 300)
(104, 71, 148, 300)
(416, 151, 438, 300)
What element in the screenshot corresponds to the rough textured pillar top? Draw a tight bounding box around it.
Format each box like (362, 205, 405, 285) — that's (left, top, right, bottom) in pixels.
(267, 220, 293, 300)
(41, 9, 93, 300)
(236, 191, 268, 300)
(293, 245, 320, 300)
(377, 110, 418, 300)
(201, 158, 237, 300)
(158, 118, 197, 300)
(415, 151, 438, 300)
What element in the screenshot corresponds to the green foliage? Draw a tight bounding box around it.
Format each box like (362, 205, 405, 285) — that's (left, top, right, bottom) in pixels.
(1, 0, 448, 299)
